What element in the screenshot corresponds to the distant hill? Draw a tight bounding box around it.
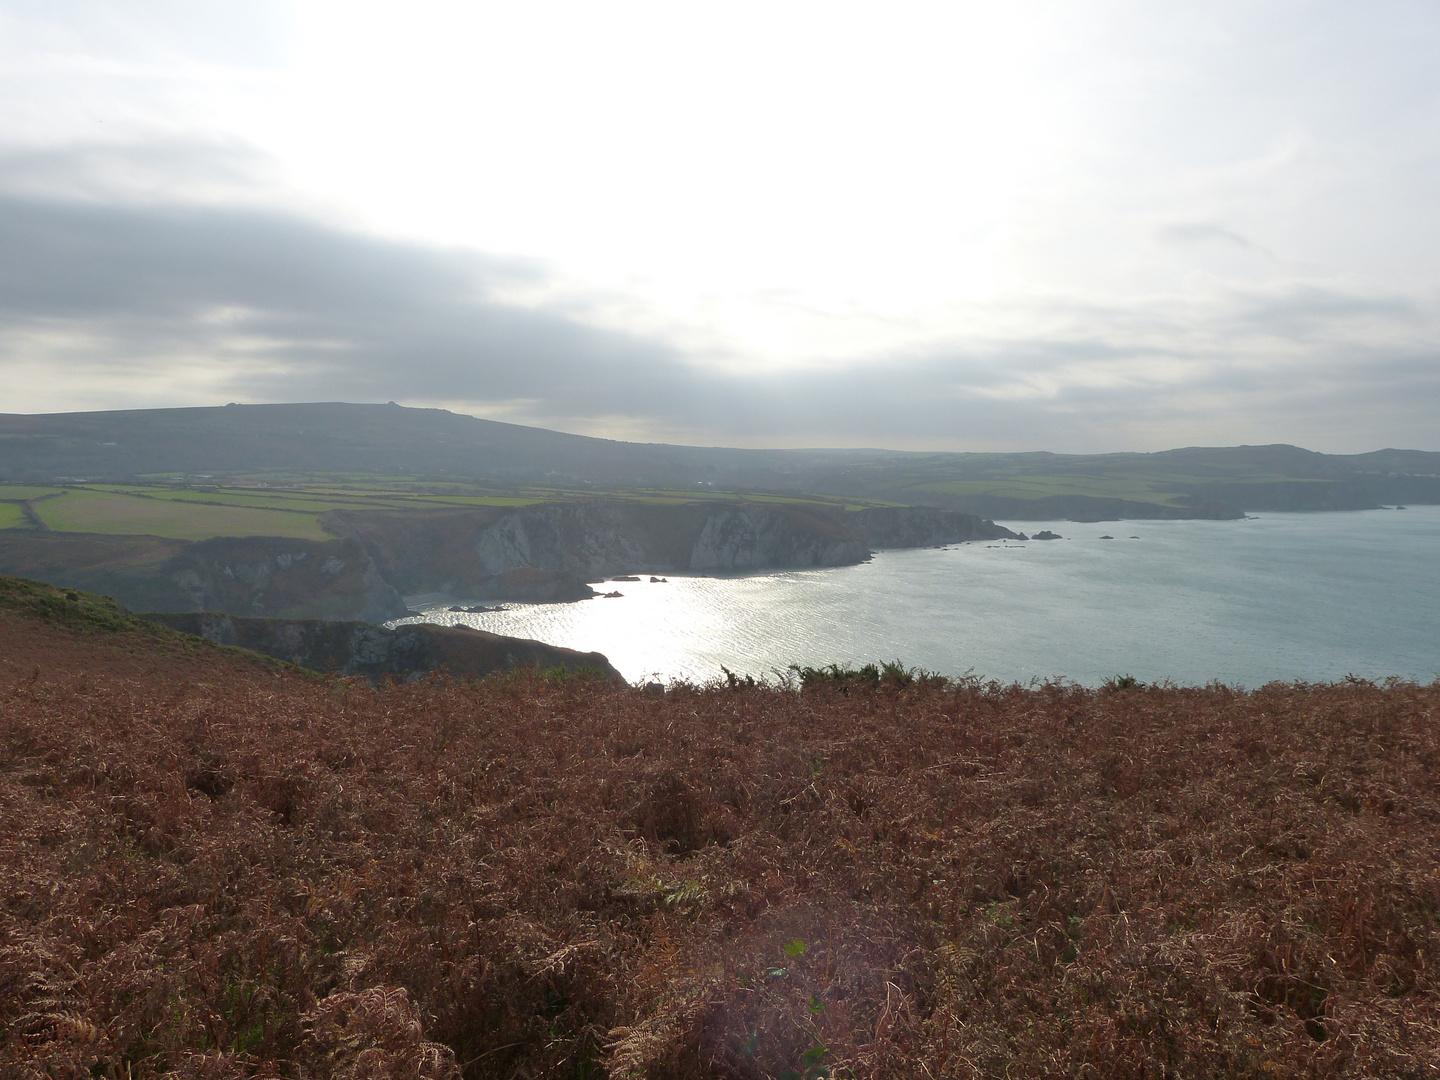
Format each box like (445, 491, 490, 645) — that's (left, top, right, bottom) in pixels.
(1, 402, 1437, 516)
(0, 401, 858, 489)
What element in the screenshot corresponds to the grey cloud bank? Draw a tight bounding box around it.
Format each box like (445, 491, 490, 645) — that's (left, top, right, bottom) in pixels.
(0, 143, 1437, 453)
(3, 0, 1439, 454)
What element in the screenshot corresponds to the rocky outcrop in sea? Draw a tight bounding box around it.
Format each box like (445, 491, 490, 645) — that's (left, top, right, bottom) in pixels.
(0, 500, 1030, 623)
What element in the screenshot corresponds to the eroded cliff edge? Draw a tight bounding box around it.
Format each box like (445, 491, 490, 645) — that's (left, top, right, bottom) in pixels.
(322, 500, 1016, 601)
(843, 506, 1021, 548)
(0, 533, 408, 622)
(0, 501, 1014, 619)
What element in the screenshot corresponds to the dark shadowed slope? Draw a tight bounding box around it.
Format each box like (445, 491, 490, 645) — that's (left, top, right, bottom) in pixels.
(3, 402, 1437, 514)
(0, 401, 834, 488)
(0, 576, 620, 683)
(146, 611, 622, 684)
(0, 532, 408, 621)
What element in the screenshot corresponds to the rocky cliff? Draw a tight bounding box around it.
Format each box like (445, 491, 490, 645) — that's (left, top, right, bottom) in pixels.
(841, 506, 1017, 547)
(163, 537, 408, 621)
(0, 533, 408, 621)
(0, 501, 1019, 621)
(323, 499, 869, 600)
(147, 612, 622, 683)
(683, 503, 866, 570)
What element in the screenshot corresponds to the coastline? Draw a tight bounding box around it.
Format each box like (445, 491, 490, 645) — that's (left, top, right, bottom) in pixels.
(388, 509, 1440, 688)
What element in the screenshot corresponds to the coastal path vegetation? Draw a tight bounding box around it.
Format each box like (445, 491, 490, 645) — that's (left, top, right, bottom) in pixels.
(1, 586, 1438, 1077)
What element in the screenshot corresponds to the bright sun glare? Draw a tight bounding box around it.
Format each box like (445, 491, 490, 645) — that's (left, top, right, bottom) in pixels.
(255, 3, 1077, 359)
(2, 0, 1438, 449)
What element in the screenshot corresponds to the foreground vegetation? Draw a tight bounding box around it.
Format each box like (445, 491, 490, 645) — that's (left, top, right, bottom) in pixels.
(2, 604, 1437, 1078)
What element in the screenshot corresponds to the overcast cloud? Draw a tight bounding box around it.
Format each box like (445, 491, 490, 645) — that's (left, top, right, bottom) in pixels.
(1, 1, 1438, 452)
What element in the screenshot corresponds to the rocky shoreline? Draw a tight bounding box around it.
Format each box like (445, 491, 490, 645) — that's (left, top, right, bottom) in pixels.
(0, 500, 1016, 622)
(320, 500, 1017, 611)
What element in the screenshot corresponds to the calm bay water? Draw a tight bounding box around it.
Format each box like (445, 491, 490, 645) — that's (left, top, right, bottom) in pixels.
(390, 507, 1440, 687)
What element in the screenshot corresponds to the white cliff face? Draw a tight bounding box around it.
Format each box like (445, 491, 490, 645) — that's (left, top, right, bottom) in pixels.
(332, 500, 1000, 607)
(563, 512, 651, 575)
(468, 502, 868, 579)
(335, 498, 1008, 610)
(473, 505, 653, 578)
(326, 500, 1022, 610)
(474, 515, 534, 577)
(689, 506, 868, 570)
(690, 508, 767, 570)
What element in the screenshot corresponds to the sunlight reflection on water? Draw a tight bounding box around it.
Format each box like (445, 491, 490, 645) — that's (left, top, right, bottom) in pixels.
(388, 508, 1440, 687)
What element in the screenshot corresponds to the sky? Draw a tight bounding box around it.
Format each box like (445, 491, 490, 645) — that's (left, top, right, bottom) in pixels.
(1, 0, 1438, 453)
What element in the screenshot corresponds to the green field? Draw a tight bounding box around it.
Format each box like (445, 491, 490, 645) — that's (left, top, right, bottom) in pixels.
(907, 471, 1335, 504)
(394, 494, 546, 507)
(34, 490, 333, 541)
(82, 478, 868, 513)
(16, 475, 887, 543)
(88, 485, 384, 511)
(815, 451, 1351, 510)
(0, 485, 63, 500)
(946, 469, 1302, 500)
(910, 475, 1192, 503)
(581, 488, 874, 509)
(100, 483, 555, 513)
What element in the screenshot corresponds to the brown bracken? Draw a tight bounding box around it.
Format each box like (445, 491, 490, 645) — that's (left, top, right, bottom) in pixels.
(2, 591, 1438, 1078)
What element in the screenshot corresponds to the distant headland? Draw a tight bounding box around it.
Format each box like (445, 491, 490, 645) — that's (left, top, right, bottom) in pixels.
(0, 403, 1435, 620)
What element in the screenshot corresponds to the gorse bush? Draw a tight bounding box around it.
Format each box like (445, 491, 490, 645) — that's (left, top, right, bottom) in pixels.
(2, 607, 1439, 1078)
(786, 660, 947, 690)
(1103, 673, 1144, 691)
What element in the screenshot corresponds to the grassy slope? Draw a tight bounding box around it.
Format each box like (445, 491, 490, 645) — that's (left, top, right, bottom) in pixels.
(814, 454, 1269, 507)
(1, 607, 1436, 1078)
(803, 445, 1440, 513)
(0, 575, 288, 672)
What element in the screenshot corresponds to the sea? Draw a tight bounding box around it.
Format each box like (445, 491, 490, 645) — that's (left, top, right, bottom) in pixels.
(389, 506, 1440, 688)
